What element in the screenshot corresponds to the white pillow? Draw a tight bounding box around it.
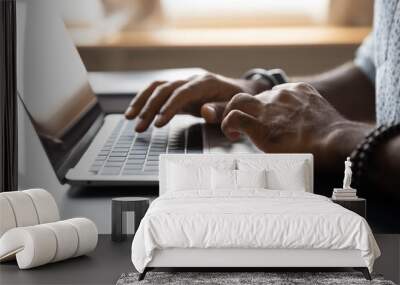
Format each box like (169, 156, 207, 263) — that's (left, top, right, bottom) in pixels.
(236, 169, 267, 189)
(266, 162, 307, 191)
(211, 168, 236, 191)
(237, 158, 308, 192)
(168, 162, 211, 192)
(211, 168, 268, 191)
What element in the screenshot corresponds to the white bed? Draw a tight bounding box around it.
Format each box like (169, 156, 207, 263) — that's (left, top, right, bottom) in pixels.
(131, 154, 380, 280)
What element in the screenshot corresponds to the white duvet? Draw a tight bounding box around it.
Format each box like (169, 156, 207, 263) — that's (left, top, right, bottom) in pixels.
(131, 191, 380, 273)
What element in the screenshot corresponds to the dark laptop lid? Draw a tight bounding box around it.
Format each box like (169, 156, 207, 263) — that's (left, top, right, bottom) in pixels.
(17, 0, 104, 183)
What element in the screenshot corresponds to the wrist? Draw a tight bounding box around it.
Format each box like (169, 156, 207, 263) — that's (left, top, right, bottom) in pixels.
(316, 120, 373, 172)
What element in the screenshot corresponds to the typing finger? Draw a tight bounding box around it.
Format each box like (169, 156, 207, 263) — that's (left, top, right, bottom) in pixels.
(135, 80, 187, 132)
(124, 80, 166, 120)
(200, 102, 227, 124)
(154, 82, 203, 127)
(221, 109, 261, 141)
(222, 93, 262, 119)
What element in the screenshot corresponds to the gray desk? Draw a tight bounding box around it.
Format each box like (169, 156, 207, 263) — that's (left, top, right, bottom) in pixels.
(0, 235, 132, 285)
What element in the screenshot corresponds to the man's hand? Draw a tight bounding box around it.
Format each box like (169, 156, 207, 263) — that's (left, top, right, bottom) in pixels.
(124, 73, 270, 132)
(221, 82, 372, 171)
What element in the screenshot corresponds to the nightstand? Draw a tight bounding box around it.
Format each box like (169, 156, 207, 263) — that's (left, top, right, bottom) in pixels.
(112, 197, 150, 242)
(331, 198, 366, 218)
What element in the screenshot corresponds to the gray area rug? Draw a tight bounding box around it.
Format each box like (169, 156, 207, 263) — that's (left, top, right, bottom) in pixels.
(117, 272, 396, 285)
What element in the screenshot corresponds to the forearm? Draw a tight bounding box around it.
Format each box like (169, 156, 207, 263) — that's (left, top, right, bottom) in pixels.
(319, 121, 373, 172)
(370, 134, 400, 199)
(292, 62, 376, 122)
(322, 122, 400, 200)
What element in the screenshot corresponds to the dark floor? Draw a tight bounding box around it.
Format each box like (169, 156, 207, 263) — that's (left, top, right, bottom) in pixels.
(0, 235, 133, 285)
(1, 234, 399, 285)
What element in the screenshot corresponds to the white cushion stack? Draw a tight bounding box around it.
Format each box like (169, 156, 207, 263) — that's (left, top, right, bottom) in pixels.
(0, 189, 97, 269)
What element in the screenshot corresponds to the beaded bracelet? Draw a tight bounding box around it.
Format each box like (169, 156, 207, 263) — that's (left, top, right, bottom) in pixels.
(350, 122, 400, 190)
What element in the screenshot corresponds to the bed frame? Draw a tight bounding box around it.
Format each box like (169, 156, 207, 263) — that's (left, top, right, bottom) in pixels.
(139, 248, 371, 280)
(138, 154, 372, 281)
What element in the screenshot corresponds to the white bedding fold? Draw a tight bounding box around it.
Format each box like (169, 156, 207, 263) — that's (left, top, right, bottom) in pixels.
(131, 191, 380, 273)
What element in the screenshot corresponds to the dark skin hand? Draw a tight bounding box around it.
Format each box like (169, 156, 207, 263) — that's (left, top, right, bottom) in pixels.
(124, 73, 269, 132)
(124, 63, 400, 199)
(220, 82, 373, 172)
(220, 82, 400, 198)
(125, 62, 375, 130)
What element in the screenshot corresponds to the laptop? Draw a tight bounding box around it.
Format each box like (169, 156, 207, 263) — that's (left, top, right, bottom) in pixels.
(16, 0, 259, 186)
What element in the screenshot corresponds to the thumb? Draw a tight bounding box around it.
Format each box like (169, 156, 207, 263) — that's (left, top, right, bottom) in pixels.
(200, 102, 227, 124)
(221, 109, 260, 141)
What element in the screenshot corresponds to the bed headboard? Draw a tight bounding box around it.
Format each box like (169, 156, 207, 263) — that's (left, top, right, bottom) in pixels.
(159, 154, 314, 195)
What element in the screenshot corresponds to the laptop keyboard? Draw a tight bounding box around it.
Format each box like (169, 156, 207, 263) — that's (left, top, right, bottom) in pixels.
(89, 119, 203, 176)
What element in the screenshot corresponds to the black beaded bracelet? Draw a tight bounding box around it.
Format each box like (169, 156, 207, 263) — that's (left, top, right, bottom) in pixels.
(350, 122, 400, 190)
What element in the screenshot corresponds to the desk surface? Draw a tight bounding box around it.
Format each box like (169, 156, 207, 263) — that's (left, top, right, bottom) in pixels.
(74, 27, 371, 49)
(0, 235, 133, 285)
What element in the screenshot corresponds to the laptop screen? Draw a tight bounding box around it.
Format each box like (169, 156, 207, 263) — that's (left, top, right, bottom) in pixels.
(17, 0, 103, 182)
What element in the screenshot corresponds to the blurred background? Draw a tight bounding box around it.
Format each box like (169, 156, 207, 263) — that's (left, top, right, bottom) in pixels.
(59, 0, 373, 77)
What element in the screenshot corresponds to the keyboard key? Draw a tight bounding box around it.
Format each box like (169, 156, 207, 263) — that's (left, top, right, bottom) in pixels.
(125, 159, 144, 165)
(104, 162, 124, 167)
(108, 157, 126, 162)
(130, 150, 147, 155)
(148, 151, 164, 155)
(124, 164, 143, 170)
(119, 135, 135, 139)
(147, 155, 159, 161)
(110, 151, 128, 157)
(115, 143, 131, 146)
(113, 147, 130, 151)
(136, 136, 151, 140)
(150, 145, 166, 150)
(132, 145, 148, 150)
(128, 154, 146, 159)
(168, 149, 184, 153)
